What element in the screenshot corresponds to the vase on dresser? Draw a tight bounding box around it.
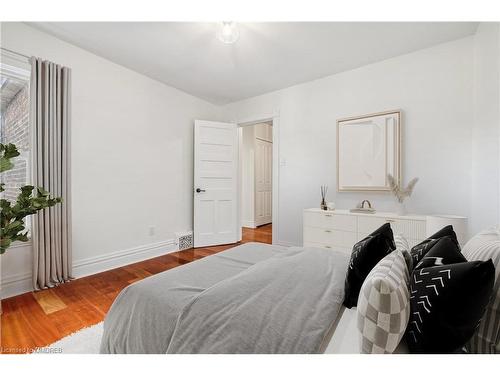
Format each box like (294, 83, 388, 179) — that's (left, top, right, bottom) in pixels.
(397, 201, 407, 216)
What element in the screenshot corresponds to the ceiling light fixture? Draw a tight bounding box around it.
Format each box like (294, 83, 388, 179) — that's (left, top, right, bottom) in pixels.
(217, 22, 239, 44)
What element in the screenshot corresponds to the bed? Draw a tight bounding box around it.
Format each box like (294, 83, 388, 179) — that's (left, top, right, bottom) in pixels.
(100, 242, 361, 354)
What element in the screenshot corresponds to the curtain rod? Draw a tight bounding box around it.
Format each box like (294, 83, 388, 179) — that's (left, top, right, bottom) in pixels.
(0, 47, 30, 60)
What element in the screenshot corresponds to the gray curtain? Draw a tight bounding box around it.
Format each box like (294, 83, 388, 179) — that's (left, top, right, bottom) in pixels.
(30, 57, 72, 290)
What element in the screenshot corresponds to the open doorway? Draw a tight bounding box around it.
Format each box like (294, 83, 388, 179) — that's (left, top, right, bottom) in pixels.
(193, 115, 278, 249)
(239, 121, 273, 244)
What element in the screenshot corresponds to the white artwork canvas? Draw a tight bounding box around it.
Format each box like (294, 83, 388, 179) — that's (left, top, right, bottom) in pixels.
(337, 110, 401, 191)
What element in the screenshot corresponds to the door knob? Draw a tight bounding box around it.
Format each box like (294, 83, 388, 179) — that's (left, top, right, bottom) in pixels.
(196, 188, 206, 193)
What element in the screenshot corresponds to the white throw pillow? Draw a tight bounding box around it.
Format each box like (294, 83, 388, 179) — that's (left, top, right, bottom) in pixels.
(462, 225, 500, 354)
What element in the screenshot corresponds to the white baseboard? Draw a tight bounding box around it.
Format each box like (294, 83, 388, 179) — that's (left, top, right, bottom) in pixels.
(255, 218, 272, 227)
(273, 240, 297, 247)
(1, 271, 32, 300)
(242, 220, 256, 229)
(0, 238, 177, 299)
(72, 239, 176, 278)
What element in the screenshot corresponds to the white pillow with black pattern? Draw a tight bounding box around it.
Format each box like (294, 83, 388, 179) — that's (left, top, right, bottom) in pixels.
(356, 250, 411, 353)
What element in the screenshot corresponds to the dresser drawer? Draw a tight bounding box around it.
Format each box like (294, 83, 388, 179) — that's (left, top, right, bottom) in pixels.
(303, 211, 356, 231)
(303, 241, 352, 256)
(357, 216, 390, 233)
(357, 232, 425, 247)
(357, 216, 426, 243)
(391, 220, 426, 241)
(304, 226, 357, 248)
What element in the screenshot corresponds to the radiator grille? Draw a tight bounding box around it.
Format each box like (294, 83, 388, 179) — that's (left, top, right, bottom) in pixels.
(176, 232, 193, 251)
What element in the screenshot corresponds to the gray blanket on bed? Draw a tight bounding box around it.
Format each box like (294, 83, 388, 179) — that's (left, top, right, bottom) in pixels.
(99, 243, 349, 354)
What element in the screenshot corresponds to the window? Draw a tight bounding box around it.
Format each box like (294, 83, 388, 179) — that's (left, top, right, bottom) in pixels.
(0, 50, 31, 233)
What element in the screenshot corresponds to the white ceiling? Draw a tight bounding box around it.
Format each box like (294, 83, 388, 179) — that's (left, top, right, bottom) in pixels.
(29, 22, 478, 105)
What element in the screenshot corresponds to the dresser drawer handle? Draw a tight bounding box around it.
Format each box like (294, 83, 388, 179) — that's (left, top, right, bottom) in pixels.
(324, 230, 332, 233)
(324, 214, 333, 217)
(324, 245, 332, 249)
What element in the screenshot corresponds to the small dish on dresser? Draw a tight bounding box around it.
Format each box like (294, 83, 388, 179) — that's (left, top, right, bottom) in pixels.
(350, 200, 376, 214)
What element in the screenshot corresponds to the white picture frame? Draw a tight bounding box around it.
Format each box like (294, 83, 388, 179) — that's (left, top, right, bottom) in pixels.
(337, 110, 401, 192)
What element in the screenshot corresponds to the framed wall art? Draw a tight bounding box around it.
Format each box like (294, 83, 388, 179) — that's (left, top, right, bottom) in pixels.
(337, 110, 401, 192)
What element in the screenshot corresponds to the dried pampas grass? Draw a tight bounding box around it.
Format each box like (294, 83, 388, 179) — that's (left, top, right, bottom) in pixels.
(387, 174, 419, 203)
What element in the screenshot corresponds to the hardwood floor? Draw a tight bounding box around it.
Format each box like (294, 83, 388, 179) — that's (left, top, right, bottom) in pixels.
(0, 224, 272, 353)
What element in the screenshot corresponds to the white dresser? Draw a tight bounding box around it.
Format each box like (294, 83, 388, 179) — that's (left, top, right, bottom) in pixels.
(303, 208, 428, 255)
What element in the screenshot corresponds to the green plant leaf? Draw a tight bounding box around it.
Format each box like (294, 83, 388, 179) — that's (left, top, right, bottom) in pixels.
(2, 143, 20, 159)
(6, 220, 24, 231)
(0, 237, 12, 253)
(14, 232, 29, 242)
(0, 157, 14, 173)
(37, 187, 49, 197)
(1, 143, 62, 254)
(20, 185, 34, 194)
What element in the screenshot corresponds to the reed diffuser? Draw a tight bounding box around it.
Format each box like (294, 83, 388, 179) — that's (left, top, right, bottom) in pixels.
(320, 185, 328, 210)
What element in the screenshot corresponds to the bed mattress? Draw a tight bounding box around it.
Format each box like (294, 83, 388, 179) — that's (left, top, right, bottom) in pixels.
(100, 242, 351, 354)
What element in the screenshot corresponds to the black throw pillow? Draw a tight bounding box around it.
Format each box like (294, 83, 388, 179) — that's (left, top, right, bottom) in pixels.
(410, 225, 459, 267)
(406, 260, 495, 353)
(343, 223, 395, 308)
(413, 236, 466, 270)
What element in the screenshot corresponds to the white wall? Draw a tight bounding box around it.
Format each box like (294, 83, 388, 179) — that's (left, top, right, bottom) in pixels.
(2, 22, 499, 297)
(241, 125, 256, 228)
(471, 23, 500, 236)
(224, 37, 475, 246)
(0, 23, 222, 297)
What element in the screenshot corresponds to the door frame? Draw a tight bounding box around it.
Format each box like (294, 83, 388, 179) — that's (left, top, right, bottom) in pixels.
(235, 110, 280, 245)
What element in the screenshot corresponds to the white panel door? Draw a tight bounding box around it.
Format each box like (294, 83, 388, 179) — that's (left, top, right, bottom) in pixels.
(194, 120, 238, 247)
(254, 137, 272, 226)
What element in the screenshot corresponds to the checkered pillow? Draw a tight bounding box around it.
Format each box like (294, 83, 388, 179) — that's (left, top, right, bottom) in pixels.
(357, 250, 411, 353)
